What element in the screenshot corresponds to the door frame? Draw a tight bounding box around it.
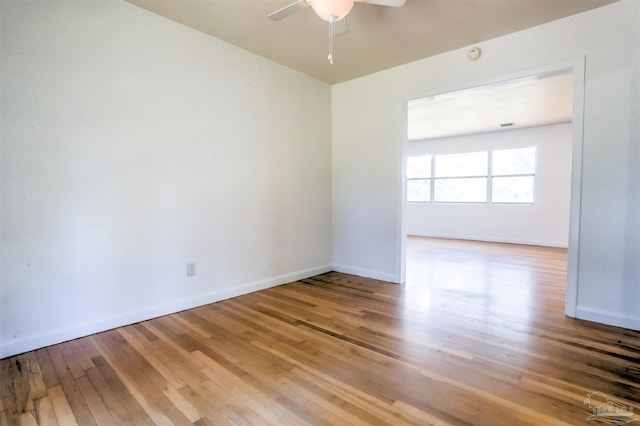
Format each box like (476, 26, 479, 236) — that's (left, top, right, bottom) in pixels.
(395, 57, 586, 318)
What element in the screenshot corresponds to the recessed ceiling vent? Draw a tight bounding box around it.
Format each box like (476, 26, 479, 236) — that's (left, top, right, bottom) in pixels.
(500, 122, 515, 128)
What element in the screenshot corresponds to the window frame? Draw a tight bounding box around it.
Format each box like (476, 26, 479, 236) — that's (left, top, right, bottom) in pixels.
(406, 155, 433, 202)
(406, 146, 537, 205)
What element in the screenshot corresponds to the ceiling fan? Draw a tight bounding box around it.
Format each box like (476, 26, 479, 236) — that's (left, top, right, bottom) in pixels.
(268, 0, 406, 64)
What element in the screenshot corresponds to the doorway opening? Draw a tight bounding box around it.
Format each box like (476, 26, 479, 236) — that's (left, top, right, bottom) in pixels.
(397, 59, 585, 318)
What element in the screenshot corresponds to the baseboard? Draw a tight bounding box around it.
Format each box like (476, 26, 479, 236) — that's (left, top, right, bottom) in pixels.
(0, 265, 332, 359)
(331, 263, 396, 283)
(407, 233, 569, 248)
(575, 307, 640, 331)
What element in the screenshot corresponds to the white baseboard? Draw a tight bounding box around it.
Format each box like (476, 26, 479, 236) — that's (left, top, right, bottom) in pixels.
(575, 307, 640, 331)
(407, 233, 569, 248)
(331, 263, 396, 283)
(0, 265, 332, 359)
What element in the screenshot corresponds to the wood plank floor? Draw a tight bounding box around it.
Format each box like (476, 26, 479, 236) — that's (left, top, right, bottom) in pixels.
(2, 237, 639, 425)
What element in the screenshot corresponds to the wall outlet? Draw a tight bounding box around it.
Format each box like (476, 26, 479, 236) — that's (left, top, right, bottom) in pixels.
(187, 263, 196, 276)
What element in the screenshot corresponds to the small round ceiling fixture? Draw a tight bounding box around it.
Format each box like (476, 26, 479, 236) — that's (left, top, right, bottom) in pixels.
(467, 47, 482, 61)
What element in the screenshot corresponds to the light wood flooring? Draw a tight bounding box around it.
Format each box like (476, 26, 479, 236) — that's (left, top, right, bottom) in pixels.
(2, 237, 639, 425)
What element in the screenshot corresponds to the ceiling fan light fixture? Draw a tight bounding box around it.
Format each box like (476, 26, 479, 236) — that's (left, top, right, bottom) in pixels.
(310, 0, 354, 22)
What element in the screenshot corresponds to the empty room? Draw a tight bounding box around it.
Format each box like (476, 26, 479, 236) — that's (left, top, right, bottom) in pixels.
(1, 0, 639, 424)
(404, 71, 573, 313)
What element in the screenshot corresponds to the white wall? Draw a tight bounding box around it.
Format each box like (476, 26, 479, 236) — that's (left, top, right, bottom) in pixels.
(0, 0, 332, 358)
(332, 1, 639, 330)
(406, 124, 572, 247)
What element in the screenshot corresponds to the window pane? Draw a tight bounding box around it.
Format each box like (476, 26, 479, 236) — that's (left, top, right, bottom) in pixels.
(434, 178, 487, 202)
(435, 151, 488, 177)
(407, 179, 431, 202)
(492, 176, 534, 203)
(492, 147, 536, 176)
(407, 155, 431, 178)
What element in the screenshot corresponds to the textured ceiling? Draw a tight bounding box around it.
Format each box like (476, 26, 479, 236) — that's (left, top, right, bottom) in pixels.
(126, 0, 615, 84)
(408, 71, 574, 140)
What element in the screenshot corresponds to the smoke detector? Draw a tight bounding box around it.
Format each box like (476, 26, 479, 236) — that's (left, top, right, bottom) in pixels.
(467, 47, 482, 61)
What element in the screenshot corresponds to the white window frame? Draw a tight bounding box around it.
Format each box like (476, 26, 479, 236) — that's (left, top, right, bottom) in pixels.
(407, 147, 536, 204)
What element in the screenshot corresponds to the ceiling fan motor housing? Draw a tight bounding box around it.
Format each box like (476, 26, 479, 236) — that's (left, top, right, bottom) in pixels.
(311, 0, 354, 21)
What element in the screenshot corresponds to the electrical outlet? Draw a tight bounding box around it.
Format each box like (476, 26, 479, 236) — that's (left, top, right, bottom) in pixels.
(187, 263, 196, 276)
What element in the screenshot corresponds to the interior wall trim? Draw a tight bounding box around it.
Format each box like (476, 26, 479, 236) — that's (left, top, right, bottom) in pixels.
(0, 265, 332, 359)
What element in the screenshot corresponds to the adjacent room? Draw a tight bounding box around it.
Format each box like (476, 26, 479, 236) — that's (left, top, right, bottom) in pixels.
(2, 0, 639, 424)
(405, 71, 574, 301)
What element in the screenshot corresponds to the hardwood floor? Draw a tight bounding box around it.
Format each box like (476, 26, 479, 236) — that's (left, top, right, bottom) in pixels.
(2, 237, 639, 425)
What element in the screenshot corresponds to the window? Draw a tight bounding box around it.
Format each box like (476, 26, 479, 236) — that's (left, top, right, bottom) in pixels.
(407, 155, 431, 202)
(491, 147, 536, 203)
(434, 152, 487, 202)
(407, 147, 536, 204)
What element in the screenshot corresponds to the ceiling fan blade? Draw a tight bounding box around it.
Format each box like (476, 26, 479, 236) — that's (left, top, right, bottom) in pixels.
(268, 0, 310, 21)
(356, 0, 406, 6)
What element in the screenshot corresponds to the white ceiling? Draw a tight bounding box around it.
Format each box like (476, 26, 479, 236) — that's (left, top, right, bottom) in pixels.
(125, 0, 615, 84)
(408, 71, 574, 140)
